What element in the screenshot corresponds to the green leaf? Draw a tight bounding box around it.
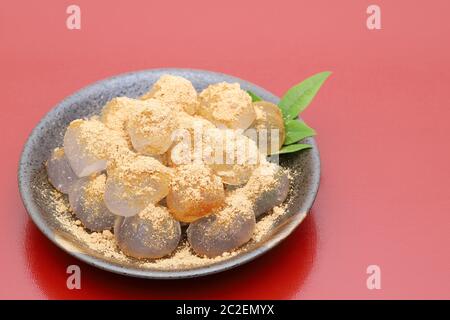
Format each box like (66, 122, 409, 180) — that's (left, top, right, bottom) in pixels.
(273, 143, 312, 155)
(247, 90, 262, 102)
(279, 71, 331, 120)
(284, 119, 316, 145)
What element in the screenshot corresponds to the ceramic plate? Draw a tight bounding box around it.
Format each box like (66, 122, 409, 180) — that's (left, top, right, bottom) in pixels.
(18, 68, 320, 279)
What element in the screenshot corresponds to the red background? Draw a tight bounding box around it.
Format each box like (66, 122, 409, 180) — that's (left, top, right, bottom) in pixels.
(1, 0, 449, 299)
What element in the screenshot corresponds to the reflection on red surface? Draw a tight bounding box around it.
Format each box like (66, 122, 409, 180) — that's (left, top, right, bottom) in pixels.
(25, 214, 317, 299)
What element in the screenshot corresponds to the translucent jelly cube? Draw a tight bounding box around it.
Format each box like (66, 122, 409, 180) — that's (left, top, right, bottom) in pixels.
(198, 82, 256, 130)
(126, 99, 177, 155)
(141, 75, 199, 115)
(104, 154, 172, 217)
(115, 204, 181, 259)
(207, 130, 262, 185)
(68, 174, 116, 231)
(245, 101, 286, 155)
(168, 112, 216, 166)
(244, 162, 289, 218)
(63, 118, 128, 177)
(100, 97, 146, 147)
(46, 147, 78, 194)
(166, 163, 225, 222)
(187, 192, 256, 257)
(175, 111, 216, 136)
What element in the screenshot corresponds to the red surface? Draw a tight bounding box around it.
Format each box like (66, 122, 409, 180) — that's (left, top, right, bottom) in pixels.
(1, 0, 449, 299)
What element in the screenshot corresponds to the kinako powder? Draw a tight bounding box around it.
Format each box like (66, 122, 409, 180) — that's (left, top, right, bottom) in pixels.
(43, 76, 298, 269)
(40, 164, 295, 270)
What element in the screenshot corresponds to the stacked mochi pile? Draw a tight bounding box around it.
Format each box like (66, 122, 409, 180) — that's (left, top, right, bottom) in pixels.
(46, 75, 289, 259)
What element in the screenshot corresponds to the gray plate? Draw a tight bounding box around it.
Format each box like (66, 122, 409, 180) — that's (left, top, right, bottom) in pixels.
(18, 68, 320, 279)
